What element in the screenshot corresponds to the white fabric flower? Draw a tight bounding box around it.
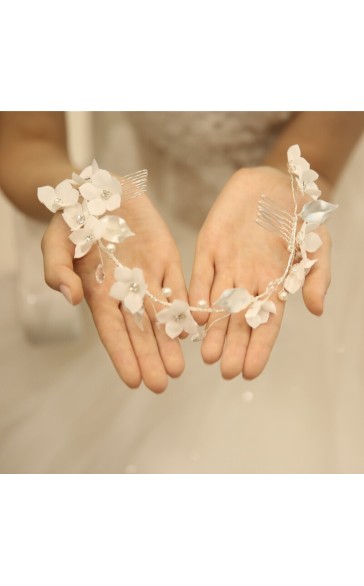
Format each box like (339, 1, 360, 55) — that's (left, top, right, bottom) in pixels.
(72, 159, 99, 186)
(156, 300, 199, 339)
(109, 266, 146, 314)
(62, 201, 89, 231)
(214, 288, 253, 313)
(287, 144, 310, 176)
(37, 180, 79, 213)
(80, 169, 122, 216)
(99, 215, 134, 243)
(287, 144, 321, 199)
(296, 222, 322, 257)
(284, 258, 317, 294)
(68, 216, 106, 258)
(300, 199, 338, 225)
(245, 299, 276, 329)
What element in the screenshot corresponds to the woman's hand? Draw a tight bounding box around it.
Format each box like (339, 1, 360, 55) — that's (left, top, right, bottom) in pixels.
(41, 194, 188, 393)
(189, 166, 332, 380)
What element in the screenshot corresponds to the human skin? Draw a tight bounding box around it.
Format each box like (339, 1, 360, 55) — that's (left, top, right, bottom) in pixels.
(189, 112, 364, 379)
(0, 112, 363, 389)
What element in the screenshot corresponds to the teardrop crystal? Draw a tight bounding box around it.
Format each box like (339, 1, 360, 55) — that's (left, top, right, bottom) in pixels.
(95, 263, 105, 284)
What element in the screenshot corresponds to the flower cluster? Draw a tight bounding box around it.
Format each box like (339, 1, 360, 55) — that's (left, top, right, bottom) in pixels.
(212, 145, 338, 329)
(37, 160, 134, 259)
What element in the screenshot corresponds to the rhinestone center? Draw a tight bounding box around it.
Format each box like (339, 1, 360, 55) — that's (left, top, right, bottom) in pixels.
(174, 313, 186, 322)
(85, 234, 94, 242)
(76, 214, 86, 225)
(129, 282, 140, 293)
(101, 189, 111, 200)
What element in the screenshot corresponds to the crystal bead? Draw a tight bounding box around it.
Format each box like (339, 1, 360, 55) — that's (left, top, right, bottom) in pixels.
(76, 214, 86, 225)
(101, 189, 111, 199)
(85, 234, 94, 242)
(95, 263, 105, 284)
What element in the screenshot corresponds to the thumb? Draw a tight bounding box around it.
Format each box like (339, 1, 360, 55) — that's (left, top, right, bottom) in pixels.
(41, 212, 84, 305)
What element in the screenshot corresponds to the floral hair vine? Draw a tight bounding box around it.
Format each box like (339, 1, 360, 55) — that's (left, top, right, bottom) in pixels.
(37, 146, 338, 341)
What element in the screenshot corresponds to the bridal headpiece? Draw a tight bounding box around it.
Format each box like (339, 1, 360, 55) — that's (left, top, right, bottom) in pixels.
(37, 146, 338, 341)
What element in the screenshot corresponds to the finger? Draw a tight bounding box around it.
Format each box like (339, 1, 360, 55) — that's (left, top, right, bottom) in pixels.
(189, 246, 215, 325)
(122, 304, 169, 394)
(243, 294, 285, 380)
(41, 212, 84, 305)
(220, 312, 251, 380)
(163, 260, 189, 303)
(87, 295, 142, 389)
(302, 235, 332, 316)
(201, 273, 233, 364)
(144, 278, 185, 379)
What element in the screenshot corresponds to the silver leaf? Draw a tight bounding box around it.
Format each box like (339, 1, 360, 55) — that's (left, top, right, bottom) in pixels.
(300, 199, 338, 225)
(100, 215, 135, 243)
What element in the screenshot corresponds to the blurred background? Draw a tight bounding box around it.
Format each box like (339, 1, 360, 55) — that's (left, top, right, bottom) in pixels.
(0, 112, 363, 473)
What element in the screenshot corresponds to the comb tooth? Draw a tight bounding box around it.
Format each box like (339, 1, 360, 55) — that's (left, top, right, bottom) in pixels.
(256, 195, 296, 246)
(120, 170, 148, 202)
(256, 218, 291, 243)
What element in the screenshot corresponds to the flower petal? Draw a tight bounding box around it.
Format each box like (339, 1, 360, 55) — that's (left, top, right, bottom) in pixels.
(92, 169, 113, 188)
(106, 193, 121, 211)
(304, 232, 322, 253)
(56, 180, 79, 206)
(37, 186, 58, 212)
(245, 313, 261, 329)
(284, 274, 303, 294)
(69, 228, 87, 245)
(183, 314, 199, 335)
(109, 281, 130, 301)
(287, 144, 301, 161)
(87, 198, 107, 217)
(114, 265, 133, 283)
(262, 300, 276, 315)
(165, 320, 183, 339)
(74, 239, 93, 258)
(124, 292, 143, 314)
(156, 307, 174, 324)
(80, 182, 100, 201)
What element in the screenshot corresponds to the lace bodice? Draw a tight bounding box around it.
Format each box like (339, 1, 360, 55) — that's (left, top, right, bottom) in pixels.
(94, 111, 292, 226)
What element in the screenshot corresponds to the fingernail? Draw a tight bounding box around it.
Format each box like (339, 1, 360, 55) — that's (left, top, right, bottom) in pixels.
(60, 284, 73, 305)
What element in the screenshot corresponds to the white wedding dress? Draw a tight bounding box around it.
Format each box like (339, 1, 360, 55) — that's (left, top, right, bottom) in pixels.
(0, 112, 363, 473)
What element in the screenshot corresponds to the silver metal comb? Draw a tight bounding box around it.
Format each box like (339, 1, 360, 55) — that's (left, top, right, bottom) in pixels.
(120, 169, 148, 203)
(256, 195, 296, 250)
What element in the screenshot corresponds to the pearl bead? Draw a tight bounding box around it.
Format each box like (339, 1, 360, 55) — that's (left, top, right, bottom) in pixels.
(197, 299, 208, 308)
(278, 289, 288, 302)
(162, 287, 172, 297)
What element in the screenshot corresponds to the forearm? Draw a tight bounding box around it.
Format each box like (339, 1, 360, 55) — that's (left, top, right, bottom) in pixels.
(0, 112, 76, 221)
(263, 111, 364, 192)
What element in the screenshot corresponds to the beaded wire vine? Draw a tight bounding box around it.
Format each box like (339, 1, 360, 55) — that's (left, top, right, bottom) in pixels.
(37, 146, 338, 341)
